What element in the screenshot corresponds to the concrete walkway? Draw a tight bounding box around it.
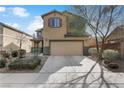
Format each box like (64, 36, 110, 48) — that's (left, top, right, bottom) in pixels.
(0, 56, 124, 88)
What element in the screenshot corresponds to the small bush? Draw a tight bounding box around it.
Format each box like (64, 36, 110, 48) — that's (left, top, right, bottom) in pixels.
(31, 48, 42, 54)
(11, 50, 18, 57)
(18, 49, 26, 58)
(0, 58, 6, 68)
(2, 52, 10, 58)
(102, 49, 120, 61)
(108, 63, 119, 69)
(88, 48, 98, 56)
(8, 58, 41, 70)
(0, 51, 10, 58)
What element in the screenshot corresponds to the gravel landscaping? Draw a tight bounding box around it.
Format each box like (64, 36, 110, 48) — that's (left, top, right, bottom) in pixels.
(0, 56, 124, 88)
(0, 55, 48, 73)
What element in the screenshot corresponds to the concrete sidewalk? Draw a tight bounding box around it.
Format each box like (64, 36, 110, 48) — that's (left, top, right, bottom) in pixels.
(0, 56, 124, 88)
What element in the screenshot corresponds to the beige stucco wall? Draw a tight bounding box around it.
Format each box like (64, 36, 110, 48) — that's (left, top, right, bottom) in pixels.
(0, 25, 3, 48)
(31, 41, 42, 48)
(2, 27, 32, 52)
(42, 12, 67, 47)
(0, 35, 3, 47)
(83, 38, 96, 47)
(31, 41, 37, 48)
(42, 12, 89, 47)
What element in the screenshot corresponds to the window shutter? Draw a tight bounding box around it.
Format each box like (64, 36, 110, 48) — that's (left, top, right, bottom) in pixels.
(50, 18, 54, 27)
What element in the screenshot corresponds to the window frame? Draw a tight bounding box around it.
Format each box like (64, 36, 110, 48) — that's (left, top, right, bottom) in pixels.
(48, 17, 62, 28)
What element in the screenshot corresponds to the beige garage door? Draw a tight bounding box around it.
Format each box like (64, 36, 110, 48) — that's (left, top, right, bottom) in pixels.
(50, 41, 83, 55)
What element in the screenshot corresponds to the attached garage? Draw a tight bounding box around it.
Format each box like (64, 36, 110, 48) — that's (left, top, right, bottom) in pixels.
(50, 40, 84, 56)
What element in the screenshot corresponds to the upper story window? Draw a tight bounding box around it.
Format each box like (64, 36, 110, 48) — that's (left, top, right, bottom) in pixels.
(48, 17, 62, 28)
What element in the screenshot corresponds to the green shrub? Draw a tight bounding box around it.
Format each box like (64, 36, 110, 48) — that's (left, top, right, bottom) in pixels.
(31, 48, 42, 54)
(18, 49, 26, 58)
(8, 58, 41, 70)
(88, 48, 98, 56)
(11, 50, 18, 57)
(102, 49, 120, 61)
(0, 58, 6, 68)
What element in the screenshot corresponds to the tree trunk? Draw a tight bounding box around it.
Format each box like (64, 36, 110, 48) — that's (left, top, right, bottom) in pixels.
(20, 42, 22, 49)
(95, 34, 100, 58)
(98, 37, 106, 61)
(19, 41, 22, 58)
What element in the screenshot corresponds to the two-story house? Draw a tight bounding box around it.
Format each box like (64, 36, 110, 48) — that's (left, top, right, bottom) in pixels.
(41, 10, 91, 55)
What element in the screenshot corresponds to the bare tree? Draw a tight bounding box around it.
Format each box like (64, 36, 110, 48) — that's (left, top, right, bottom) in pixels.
(16, 33, 27, 58)
(17, 34, 26, 50)
(71, 5, 124, 59)
(58, 5, 124, 88)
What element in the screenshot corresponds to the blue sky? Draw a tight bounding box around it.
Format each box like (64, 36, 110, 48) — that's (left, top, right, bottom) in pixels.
(0, 5, 68, 35)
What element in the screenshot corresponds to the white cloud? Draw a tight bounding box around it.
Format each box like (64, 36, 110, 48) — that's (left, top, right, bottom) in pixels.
(7, 23, 20, 29)
(11, 23, 20, 29)
(0, 7, 6, 12)
(12, 7, 30, 17)
(27, 16, 43, 35)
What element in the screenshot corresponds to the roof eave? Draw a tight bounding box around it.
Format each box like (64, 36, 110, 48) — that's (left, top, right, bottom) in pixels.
(0, 22, 32, 37)
(41, 10, 63, 18)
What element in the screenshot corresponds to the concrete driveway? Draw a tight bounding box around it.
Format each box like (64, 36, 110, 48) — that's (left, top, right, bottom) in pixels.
(40, 56, 100, 72)
(0, 56, 124, 88)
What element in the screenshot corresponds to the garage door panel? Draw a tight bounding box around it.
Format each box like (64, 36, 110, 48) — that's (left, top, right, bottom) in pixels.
(50, 41, 83, 55)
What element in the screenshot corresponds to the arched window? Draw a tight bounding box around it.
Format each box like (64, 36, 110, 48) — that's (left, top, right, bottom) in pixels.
(48, 17, 62, 28)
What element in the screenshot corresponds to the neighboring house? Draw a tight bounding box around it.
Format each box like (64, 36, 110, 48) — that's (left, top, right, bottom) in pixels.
(85, 37, 96, 47)
(106, 25, 124, 59)
(41, 10, 91, 55)
(30, 28, 43, 53)
(0, 22, 32, 52)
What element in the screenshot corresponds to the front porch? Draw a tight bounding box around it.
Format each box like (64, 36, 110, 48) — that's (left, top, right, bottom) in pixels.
(30, 39, 43, 53)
